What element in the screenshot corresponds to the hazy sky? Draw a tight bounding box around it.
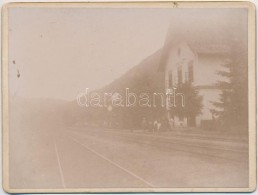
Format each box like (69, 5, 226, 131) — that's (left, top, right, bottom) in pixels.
(8, 7, 247, 100)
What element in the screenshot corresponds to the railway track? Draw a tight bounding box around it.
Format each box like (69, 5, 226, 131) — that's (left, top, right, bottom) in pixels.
(66, 127, 248, 163)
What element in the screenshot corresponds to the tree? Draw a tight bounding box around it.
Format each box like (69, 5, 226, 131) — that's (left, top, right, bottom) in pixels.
(170, 82, 203, 127)
(211, 40, 248, 131)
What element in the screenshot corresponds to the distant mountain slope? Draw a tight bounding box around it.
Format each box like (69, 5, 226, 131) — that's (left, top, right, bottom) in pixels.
(96, 49, 165, 94)
(67, 49, 167, 128)
(9, 49, 166, 129)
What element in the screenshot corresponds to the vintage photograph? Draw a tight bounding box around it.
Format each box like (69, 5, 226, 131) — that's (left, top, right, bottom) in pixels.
(2, 2, 256, 193)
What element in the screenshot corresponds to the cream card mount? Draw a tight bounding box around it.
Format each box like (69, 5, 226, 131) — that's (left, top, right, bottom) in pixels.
(1, 1, 256, 193)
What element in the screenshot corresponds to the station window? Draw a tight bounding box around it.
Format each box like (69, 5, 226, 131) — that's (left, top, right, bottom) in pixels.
(178, 48, 181, 57)
(177, 66, 182, 84)
(168, 70, 173, 88)
(188, 60, 194, 83)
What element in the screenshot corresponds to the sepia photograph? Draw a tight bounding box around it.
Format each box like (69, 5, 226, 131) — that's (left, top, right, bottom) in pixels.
(2, 2, 256, 193)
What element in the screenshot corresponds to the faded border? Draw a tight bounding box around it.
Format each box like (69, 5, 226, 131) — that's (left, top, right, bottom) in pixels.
(1, 1, 256, 193)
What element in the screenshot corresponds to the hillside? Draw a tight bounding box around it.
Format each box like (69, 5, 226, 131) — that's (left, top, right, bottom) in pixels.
(96, 49, 165, 93)
(9, 49, 166, 130)
(69, 49, 167, 128)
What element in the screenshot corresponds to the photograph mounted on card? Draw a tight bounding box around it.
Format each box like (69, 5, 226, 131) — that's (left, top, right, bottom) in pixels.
(2, 1, 256, 193)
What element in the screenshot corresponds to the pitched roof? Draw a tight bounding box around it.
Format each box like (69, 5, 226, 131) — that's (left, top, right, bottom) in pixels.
(158, 9, 247, 71)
